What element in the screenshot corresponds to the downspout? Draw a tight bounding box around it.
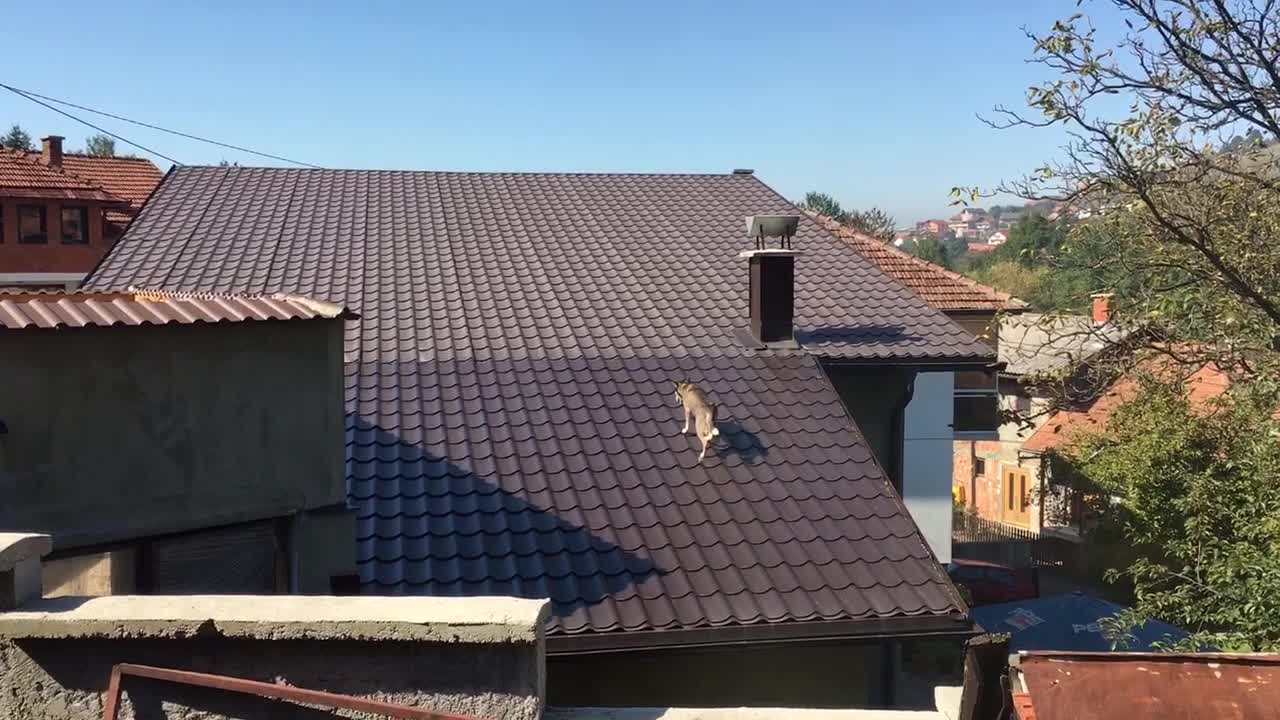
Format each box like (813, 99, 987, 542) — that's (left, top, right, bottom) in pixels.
(890, 370, 918, 496)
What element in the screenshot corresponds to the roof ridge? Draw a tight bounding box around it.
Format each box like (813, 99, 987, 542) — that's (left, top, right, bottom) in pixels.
(173, 165, 756, 178)
(0, 147, 128, 201)
(807, 212, 1027, 311)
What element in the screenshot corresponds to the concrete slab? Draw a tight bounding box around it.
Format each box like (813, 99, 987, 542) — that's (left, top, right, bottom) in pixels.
(0, 594, 549, 643)
(0, 533, 52, 572)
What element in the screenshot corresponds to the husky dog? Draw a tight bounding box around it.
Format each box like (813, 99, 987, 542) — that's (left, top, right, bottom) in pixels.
(673, 381, 721, 462)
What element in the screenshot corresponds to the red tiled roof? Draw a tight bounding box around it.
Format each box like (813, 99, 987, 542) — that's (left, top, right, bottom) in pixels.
(810, 213, 1025, 312)
(19, 151, 164, 225)
(0, 149, 128, 203)
(0, 290, 349, 330)
(86, 167, 982, 644)
(1023, 361, 1230, 453)
(967, 242, 997, 253)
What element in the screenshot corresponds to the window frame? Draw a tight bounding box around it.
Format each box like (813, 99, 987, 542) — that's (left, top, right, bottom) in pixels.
(974, 457, 986, 476)
(954, 369, 1000, 438)
(17, 204, 47, 244)
(60, 205, 89, 245)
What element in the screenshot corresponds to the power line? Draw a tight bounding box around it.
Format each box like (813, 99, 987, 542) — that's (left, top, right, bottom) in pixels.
(0, 83, 323, 169)
(1, 84, 181, 165)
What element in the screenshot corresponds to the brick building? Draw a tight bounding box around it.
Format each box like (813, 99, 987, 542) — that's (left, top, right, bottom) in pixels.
(0, 136, 162, 289)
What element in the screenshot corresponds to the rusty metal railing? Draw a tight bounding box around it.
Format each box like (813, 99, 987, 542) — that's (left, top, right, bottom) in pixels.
(102, 663, 483, 720)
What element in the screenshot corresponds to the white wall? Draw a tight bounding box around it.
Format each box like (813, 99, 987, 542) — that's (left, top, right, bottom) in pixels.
(902, 371, 955, 562)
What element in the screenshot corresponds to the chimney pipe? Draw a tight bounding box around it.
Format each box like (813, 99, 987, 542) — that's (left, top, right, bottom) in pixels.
(40, 136, 64, 170)
(1091, 293, 1113, 324)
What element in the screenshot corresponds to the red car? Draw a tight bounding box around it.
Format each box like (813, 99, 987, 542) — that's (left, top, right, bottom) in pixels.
(946, 558, 1038, 606)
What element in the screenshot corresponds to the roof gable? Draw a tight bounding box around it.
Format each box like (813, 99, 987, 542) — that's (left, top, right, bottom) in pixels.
(85, 167, 973, 642)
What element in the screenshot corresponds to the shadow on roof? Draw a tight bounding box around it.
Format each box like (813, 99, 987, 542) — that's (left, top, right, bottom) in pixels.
(349, 418, 658, 630)
(794, 324, 920, 346)
(712, 419, 767, 464)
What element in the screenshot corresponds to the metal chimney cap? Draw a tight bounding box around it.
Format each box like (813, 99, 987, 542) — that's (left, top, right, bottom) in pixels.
(745, 215, 800, 239)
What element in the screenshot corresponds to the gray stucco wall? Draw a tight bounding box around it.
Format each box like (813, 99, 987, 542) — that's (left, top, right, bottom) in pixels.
(1, 636, 540, 719)
(0, 593, 548, 720)
(0, 320, 346, 549)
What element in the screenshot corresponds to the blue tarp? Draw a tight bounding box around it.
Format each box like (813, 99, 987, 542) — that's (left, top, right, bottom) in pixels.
(970, 592, 1189, 652)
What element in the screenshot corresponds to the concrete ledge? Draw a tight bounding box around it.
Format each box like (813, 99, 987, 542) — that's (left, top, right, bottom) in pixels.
(548, 707, 951, 720)
(0, 594, 549, 643)
(0, 533, 52, 572)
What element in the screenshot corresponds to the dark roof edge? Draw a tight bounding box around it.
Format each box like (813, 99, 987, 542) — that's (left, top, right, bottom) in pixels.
(815, 355, 999, 370)
(545, 613, 974, 656)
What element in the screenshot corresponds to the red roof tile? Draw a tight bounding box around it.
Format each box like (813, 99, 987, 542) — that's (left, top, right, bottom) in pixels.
(18, 151, 164, 225)
(1023, 361, 1230, 453)
(810, 214, 1024, 313)
(0, 149, 127, 203)
(0, 290, 349, 330)
(85, 167, 982, 643)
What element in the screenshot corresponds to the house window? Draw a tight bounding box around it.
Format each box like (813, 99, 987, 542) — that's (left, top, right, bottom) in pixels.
(0, 204, 4, 242)
(60, 206, 88, 244)
(18, 205, 47, 243)
(954, 369, 999, 435)
(974, 457, 986, 476)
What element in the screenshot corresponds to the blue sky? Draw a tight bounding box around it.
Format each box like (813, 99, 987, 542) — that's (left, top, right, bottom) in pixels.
(0, 1, 1108, 223)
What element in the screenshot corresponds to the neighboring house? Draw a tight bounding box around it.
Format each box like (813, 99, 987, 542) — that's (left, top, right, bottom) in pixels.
(917, 218, 952, 237)
(85, 167, 998, 708)
(967, 242, 997, 254)
(813, 214, 1028, 555)
(0, 290, 355, 596)
(986, 230, 1007, 245)
(1020, 358, 1228, 537)
(954, 297, 1128, 533)
(0, 136, 162, 289)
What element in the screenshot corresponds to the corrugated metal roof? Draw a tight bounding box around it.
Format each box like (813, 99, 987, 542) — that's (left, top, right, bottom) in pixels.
(84, 167, 980, 643)
(1012, 651, 1280, 720)
(0, 290, 349, 330)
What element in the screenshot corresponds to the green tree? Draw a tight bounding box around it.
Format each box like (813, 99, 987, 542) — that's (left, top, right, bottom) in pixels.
(1067, 374, 1280, 651)
(908, 234, 950, 268)
(84, 134, 116, 157)
(964, 0, 1280, 644)
(847, 206, 897, 242)
(1, 124, 32, 151)
(797, 191, 849, 223)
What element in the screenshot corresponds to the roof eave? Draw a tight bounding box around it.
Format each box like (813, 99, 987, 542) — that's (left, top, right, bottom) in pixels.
(545, 613, 975, 656)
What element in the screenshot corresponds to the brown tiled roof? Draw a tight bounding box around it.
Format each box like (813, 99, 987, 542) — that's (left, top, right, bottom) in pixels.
(86, 167, 982, 643)
(809, 214, 1024, 313)
(0, 149, 128, 203)
(0, 290, 348, 330)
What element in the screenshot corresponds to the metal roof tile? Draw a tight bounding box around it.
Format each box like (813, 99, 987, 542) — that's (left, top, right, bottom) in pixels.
(85, 167, 971, 642)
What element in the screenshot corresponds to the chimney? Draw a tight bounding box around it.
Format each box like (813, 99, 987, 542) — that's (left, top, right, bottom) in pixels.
(1091, 292, 1113, 324)
(742, 215, 802, 344)
(40, 136, 64, 170)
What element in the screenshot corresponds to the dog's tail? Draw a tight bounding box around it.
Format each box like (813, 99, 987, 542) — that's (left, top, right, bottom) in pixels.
(711, 425, 720, 438)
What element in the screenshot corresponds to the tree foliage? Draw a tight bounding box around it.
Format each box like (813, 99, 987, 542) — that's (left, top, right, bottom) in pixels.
(84, 134, 116, 157)
(1067, 373, 1280, 651)
(798, 191, 849, 223)
(969, 0, 1280, 645)
(846, 206, 897, 242)
(797, 191, 896, 241)
(905, 234, 951, 268)
(1, 124, 32, 151)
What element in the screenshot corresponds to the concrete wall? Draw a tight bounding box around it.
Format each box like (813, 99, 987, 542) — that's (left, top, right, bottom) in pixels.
(0, 320, 347, 550)
(902, 372, 955, 562)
